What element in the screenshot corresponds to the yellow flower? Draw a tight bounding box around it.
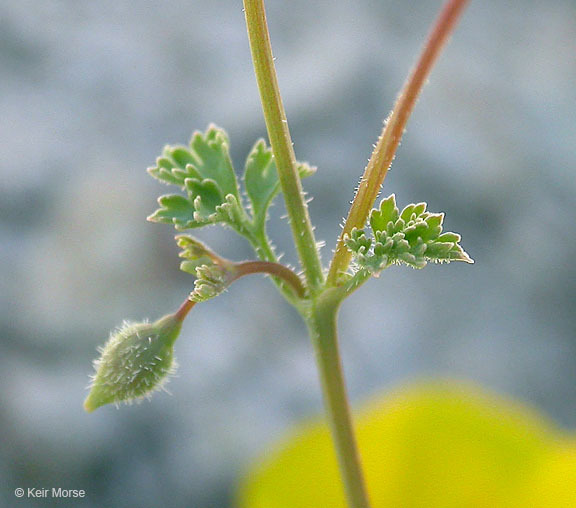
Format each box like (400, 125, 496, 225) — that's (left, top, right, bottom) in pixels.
(237, 381, 575, 508)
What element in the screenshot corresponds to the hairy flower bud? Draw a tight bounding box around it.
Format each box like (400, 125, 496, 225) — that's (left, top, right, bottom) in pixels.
(84, 312, 183, 412)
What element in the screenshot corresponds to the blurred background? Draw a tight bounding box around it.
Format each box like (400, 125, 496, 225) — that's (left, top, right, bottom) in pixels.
(1, 0, 575, 506)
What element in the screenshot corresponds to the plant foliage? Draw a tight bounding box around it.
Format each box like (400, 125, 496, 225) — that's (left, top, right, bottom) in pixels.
(345, 194, 472, 275)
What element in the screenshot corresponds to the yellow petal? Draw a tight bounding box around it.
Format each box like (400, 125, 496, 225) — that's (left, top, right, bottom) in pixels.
(237, 380, 565, 508)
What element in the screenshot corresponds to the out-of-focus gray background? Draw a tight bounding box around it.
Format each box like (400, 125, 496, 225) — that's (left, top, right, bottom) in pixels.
(1, 0, 574, 506)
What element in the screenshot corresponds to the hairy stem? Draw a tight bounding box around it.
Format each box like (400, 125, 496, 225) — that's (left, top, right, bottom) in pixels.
(243, 0, 324, 291)
(246, 230, 302, 305)
(234, 260, 306, 298)
(327, 0, 469, 285)
(309, 291, 371, 508)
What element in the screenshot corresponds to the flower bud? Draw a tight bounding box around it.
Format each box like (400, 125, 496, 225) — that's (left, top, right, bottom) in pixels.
(84, 312, 183, 412)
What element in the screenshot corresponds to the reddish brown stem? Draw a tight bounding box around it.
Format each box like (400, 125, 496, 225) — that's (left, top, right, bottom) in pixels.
(233, 261, 306, 298)
(327, 0, 470, 285)
(174, 298, 196, 322)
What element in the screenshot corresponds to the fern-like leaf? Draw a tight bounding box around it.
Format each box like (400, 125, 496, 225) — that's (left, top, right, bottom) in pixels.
(147, 125, 249, 231)
(243, 139, 316, 228)
(346, 194, 473, 275)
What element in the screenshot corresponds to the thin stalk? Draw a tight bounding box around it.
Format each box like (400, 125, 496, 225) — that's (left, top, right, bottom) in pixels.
(327, 0, 469, 285)
(246, 230, 302, 305)
(243, 0, 324, 291)
(174, 298, 195, 322)
(310, 291, 371, 508)
(233, 260, 306, 298)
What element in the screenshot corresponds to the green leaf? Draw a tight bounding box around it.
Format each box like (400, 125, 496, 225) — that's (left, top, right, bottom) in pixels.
(148, 148, 201, 188)
(243, 139, 316, 227)
(244, 139, 278, 222)
(188, 125, 239, 198)
(369, 194, 399, 234)
(148, 125, 253, 232)
(296, 161, 316, 179)
(147, 194, 202, 229)
(213, 194, 248, 229)
(148, 125, 240, 197)
(148, 127, 315, 247)
(346, 195, 473, 274)
(185, 178, 224, 220)
(171, 146, 198, 168)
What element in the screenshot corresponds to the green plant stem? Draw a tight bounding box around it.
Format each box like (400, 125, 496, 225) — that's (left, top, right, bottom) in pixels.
(327, 0, 469, 285)
(309, 291, 371, 508)
(243, 0, 324, 292)
(243, 3, 373, 505)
